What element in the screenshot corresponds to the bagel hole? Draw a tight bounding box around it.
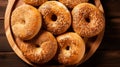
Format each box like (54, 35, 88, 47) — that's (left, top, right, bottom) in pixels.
(66, 46, 70, 50)
(51, 14, 57, 21)
(35, 44, 40, 48)
(85, 17, 90, 23)
(21, 19, 25, 24)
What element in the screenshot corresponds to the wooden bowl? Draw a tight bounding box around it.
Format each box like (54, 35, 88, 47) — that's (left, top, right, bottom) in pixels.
(4, 0, 105, 66)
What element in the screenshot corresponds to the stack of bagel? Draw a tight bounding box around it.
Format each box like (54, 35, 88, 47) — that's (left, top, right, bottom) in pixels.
(11, 0, 105, 66)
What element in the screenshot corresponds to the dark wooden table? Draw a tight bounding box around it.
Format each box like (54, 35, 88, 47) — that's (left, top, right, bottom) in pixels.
(0, 0, 120, 67)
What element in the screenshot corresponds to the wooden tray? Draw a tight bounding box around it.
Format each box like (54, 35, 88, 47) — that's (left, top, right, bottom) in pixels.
(4, 0, 105, 66)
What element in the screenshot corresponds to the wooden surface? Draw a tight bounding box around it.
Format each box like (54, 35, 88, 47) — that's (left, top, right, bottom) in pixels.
(0, 0, 120, 67)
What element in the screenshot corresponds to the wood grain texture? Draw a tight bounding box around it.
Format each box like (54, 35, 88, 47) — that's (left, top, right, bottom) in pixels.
(101, 0, 120, 39)
(0, 0, 8, 19)
(80, 50, 120, 67)
(0, 0, 120, 67)
(0, 52, 29, 67)
(0, 50, 120, 67)
(0, 20, 5, 36)
(0, 36, 12, 52)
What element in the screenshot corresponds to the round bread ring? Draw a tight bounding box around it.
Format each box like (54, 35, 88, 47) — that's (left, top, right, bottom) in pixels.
(23, 0, 47, 6)
(56, 32, 85, 65)
(38, 1, 71, 35)
(15, 31, 58, 64)
(59, 0, 88, 8)
(72, 3, 105, 37)
(11, 4, 42, 40)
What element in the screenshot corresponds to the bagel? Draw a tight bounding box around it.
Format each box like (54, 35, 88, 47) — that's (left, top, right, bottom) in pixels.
(11, 4, 42, 40)
(38, 1, 71, 35)
(72, 3, 105, 37)
(56, 32, 85, 65)
(23, 0, 48, 6)
(15, 31, 58, 64)
(59, 0, 88, 8)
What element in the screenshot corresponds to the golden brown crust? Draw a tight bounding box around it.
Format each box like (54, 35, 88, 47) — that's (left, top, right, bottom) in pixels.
(56, 32, 85, 65)
(11, 4, 42, 40)
(38, 1, 71, 35)
(15, 31, 57, 64)
(59, 0, 88, 8)
(72, 3, 105, 37)
(23, 0, 48, 6)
